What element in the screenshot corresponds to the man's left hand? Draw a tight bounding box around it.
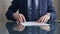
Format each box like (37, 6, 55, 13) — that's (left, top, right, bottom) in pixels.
(37, 13, 50, 23)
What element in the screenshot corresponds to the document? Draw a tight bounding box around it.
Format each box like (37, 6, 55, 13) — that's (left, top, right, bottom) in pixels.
(13, 21, 50, 31)
(21, 21, 50, 26)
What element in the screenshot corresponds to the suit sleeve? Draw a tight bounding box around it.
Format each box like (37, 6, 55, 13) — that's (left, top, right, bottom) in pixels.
(47, 0, 57, 22)
(5, 0, 19, 21)
(47, 0, 57, 31)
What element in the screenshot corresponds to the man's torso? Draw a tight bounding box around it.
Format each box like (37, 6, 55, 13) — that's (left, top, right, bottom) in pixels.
(17, 0, 48, 21)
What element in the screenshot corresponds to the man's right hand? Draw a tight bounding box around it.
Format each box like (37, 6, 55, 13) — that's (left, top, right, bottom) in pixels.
(13, 13, 26, 31)
(13, 13, 26, 23)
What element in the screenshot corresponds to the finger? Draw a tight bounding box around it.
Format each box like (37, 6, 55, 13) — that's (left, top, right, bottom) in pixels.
(44, 16, 50, 23)
(43, 17, 48, 23)
(40, 16, 45, 23)
(37, 17, 43, 23)
(18, 14, 24, 23)
(40, 15, 48, 23)
(16, 14, 21, 22)
(21, 14, 26, 22)
(44, 15, 50, 22)
(41, 16, 45, 23)
(43, 16, 47, 23)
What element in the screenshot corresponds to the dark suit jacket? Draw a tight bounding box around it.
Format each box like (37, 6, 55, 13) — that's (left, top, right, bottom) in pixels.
(6, 0, 57, 31)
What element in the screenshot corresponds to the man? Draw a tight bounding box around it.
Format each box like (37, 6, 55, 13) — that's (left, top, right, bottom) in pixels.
(6, 0, 57, 34)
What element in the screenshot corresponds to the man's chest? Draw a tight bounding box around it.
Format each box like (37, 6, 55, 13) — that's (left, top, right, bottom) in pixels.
(18, 0, 48, 11)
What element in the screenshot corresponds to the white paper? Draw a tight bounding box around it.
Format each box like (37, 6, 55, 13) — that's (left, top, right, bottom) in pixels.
(21, 22, 50, 26)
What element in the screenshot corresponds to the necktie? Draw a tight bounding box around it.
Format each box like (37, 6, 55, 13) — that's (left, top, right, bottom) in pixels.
(31, 0, 37, 20)
(31, 0, 36, 10)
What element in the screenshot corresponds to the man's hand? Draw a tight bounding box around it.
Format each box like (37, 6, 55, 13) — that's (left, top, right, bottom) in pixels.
(37, 13, 50, 23)
(13, 13, 26, 23)
(37, 13, 51, 31)
(13, 13, 26, 31)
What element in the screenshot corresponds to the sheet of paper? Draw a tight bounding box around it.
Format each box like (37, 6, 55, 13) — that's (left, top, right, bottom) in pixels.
(21, 22, 50, 26)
